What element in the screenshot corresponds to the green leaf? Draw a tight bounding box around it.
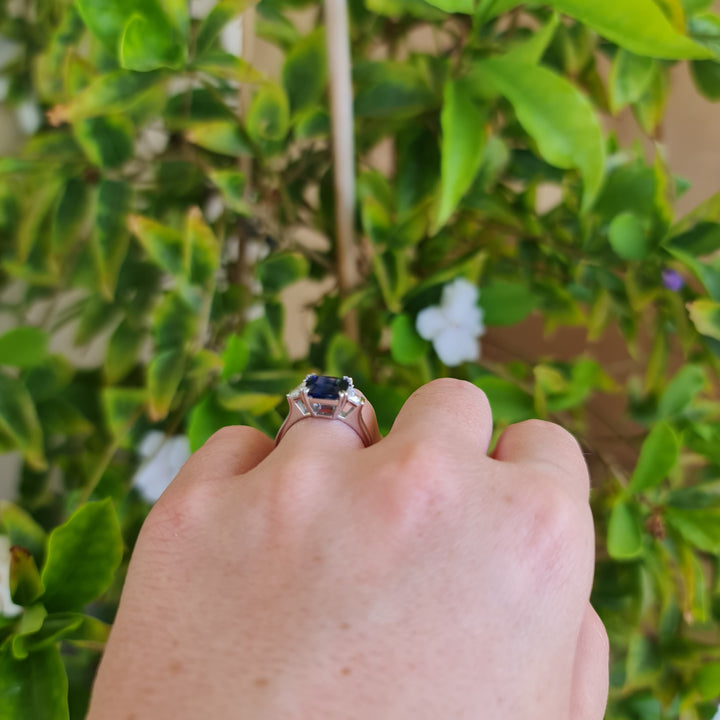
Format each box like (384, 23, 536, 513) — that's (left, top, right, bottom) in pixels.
(51, 179, 92, 259)
(472, 375, 535, 424)
(216, 387, 283, 415)
(0, 503, 46, 564)
(633, 62, 670, 135)
(480, 57, 605, 211)
(119, 8, 186, 71)
(208, 169, 250, 215)
(128, 214, 186, 278)
(607, 498, 644, 560)
(435, 77, 487, 231)
(11, 604, 47, 656)
(41, 499, 123, 612)
(13, 613, 110, 658)
(221, 335, 250, 380)
(688, 299, 720, 339)
(48, 71, 165, 125)
(476, 0, 523, 22)
(193, 50, 266, 84)
(0, 327, 48, 368)
(186, 207, 221, 287)
(283, 29, 327, 114)
(390, 314, 429, 365)
(294, 107, 330, 139)
(105, 320, 144, 384)
(187, 395, 239, 452)
(479, 281, 536, 326)
(658, 364, 706, 417)
(690, 59, 720, 100)
(0, 644, 69, 720)
(325, 334, 371, 386)
(147, 349, 185, 422)
(186, 121, 253, 157)
(9, 546, 44, 606)
(0, 372, 46, 471)
(506, 13, 560, 64)
(688, 12, 720, 55)
(102, 388, 147, 439)
(423, 0, 473, 11)
(628, 421, 680, 492)
(247, 84, 290, 143)
(609, 51, 655, 113)
(257, 253, 310, 293)
(608, 212, 650, 260)
(354, 61, 436, 118)
(547, 0, 714, 59)
(92, 180, 132, 300)
(665, 506, 720, 552)
(693, 662, 720, 700)
(73, 115, 135, 169)
(196, 0, 259, 55)
(153, 292, 198, 349)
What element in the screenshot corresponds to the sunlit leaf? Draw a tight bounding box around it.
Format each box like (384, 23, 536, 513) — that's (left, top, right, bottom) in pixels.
(629, 422, 680, 493)
(0, 371, 46, 471)
(480, 57, 605, 210)
(41, 499, 123, 612)
(435, 77, 487, 231)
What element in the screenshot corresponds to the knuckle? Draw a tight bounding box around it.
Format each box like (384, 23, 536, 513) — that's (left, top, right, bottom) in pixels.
(141, 480, 217, 549)
(514, 482, 592, 582)
(204, 424, 256, 448)
(373, 439, 456, 528)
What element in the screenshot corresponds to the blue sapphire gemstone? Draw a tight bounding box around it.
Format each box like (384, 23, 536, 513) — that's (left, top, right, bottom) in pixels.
(305, 375, 350, 400)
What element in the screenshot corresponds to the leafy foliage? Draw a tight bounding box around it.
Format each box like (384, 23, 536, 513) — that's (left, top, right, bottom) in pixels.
(1, 0, 720, 717)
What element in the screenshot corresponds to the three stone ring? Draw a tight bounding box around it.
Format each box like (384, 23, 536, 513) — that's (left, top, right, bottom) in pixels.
(274, 374, 380, 447)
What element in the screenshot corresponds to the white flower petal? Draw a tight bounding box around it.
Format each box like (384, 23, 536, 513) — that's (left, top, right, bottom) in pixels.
(0, 535, 22, 618)
(0, 38, 22, 70)
(16, 100, 42, 135)
(138, 430, 165, 459)
(415, 306, 446, 341)
(204, 193, 225, 223)
(134, 434, 191, 504)
(433, 326, 480, 367)
(442, 278, 478, 313)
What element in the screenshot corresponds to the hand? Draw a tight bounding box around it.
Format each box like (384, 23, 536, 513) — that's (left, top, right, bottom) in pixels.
(88, 379, 608, 719)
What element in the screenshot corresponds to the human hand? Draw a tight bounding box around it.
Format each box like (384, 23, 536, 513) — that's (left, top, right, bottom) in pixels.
(88, 379, 608, 719)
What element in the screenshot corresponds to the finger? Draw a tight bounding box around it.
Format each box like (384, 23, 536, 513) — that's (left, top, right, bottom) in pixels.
(492, 419, 590, 503)
(570, 605, 610, 720)
(274, 379, 381, 454)
(170, 426, 275, 491)
(386, 378, 493, 454)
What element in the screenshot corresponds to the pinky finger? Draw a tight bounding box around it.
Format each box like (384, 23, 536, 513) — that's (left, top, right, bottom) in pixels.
(570, 605, 610, 720)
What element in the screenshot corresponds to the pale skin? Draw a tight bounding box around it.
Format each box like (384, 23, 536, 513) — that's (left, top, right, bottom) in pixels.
(88, 379, 609, 719)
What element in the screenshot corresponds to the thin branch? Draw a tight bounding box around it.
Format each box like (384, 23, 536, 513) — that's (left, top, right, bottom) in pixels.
(324, 0, 359, 341)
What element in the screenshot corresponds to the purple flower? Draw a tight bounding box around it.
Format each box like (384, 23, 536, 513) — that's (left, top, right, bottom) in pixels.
(662, 269, 684, 292)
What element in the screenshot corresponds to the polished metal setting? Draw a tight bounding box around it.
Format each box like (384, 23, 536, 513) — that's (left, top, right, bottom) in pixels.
(274, 374, 377, 447)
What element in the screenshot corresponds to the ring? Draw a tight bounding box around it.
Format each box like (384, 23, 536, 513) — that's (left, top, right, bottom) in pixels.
(275, 374, 379, 447)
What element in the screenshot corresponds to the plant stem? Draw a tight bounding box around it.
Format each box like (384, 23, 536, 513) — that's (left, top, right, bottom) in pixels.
(325, 0, 359, 342)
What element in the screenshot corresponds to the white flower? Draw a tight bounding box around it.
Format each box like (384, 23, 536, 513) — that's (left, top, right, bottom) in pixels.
(0, 535, 22, 618)
(712, 705, 720, 720)
(135, 121, 169, 160)
(0, 38, 22, 70)
(133, 432, 191, 503)
(204, 193, 225, 223)
(416, 278, 485, 367)
(15, 99, 42, 135)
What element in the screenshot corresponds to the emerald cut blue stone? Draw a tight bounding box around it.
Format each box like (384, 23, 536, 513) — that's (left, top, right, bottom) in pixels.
(305, 375, 350, 400)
